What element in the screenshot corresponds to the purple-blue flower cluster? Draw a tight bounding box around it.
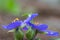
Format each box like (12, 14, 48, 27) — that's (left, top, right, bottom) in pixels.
(3, 13, 59, 36)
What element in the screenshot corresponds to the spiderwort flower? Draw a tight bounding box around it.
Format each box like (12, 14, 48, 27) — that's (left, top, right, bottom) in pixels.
(2, 13, 59, 36)
(22, 13, 59, 36)
(27, 22, 59, 36)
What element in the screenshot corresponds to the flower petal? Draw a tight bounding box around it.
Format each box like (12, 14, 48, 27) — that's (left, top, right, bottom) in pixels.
(43, 30, 59, 36)
(27, 22, 37, 29)
(3, 21, 22, 30)
(24, 13, 38, 22)
(36, 24, 48, 31)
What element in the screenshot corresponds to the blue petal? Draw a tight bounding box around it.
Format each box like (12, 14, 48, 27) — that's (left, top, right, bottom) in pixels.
(22, 26, 28, 31)
(3, 21, 22, 30)
(43, 30, 59, 36)
(36, 24, 48, 31)
(27, 22, 37, 29)
(24, 13, 38, 22)
(27, 22, 48, 31)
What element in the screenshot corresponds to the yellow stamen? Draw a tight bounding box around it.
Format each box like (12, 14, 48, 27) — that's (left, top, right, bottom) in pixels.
(13, 18, 19, 22)
(35, 22, 39, 25)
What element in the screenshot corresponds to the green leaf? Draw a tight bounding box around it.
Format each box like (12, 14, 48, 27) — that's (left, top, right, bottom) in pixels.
(26, 28, 35, 40)
(14, 29, 24, 40)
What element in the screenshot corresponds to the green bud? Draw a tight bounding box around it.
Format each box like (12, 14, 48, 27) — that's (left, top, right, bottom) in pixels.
(26, 28, 35, 40)
(14, 29, 24, 40)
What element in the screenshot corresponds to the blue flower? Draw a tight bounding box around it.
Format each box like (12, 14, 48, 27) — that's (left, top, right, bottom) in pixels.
(24, 13, 38, 23)
(2, 13, 59, 36)
(27, 22, 59, 36)
(43, 30, 59, 36)
(3, 20, 22, 30)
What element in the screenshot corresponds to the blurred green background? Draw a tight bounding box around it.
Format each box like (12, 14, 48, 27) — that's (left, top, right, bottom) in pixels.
(0, 0, 60, 40)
